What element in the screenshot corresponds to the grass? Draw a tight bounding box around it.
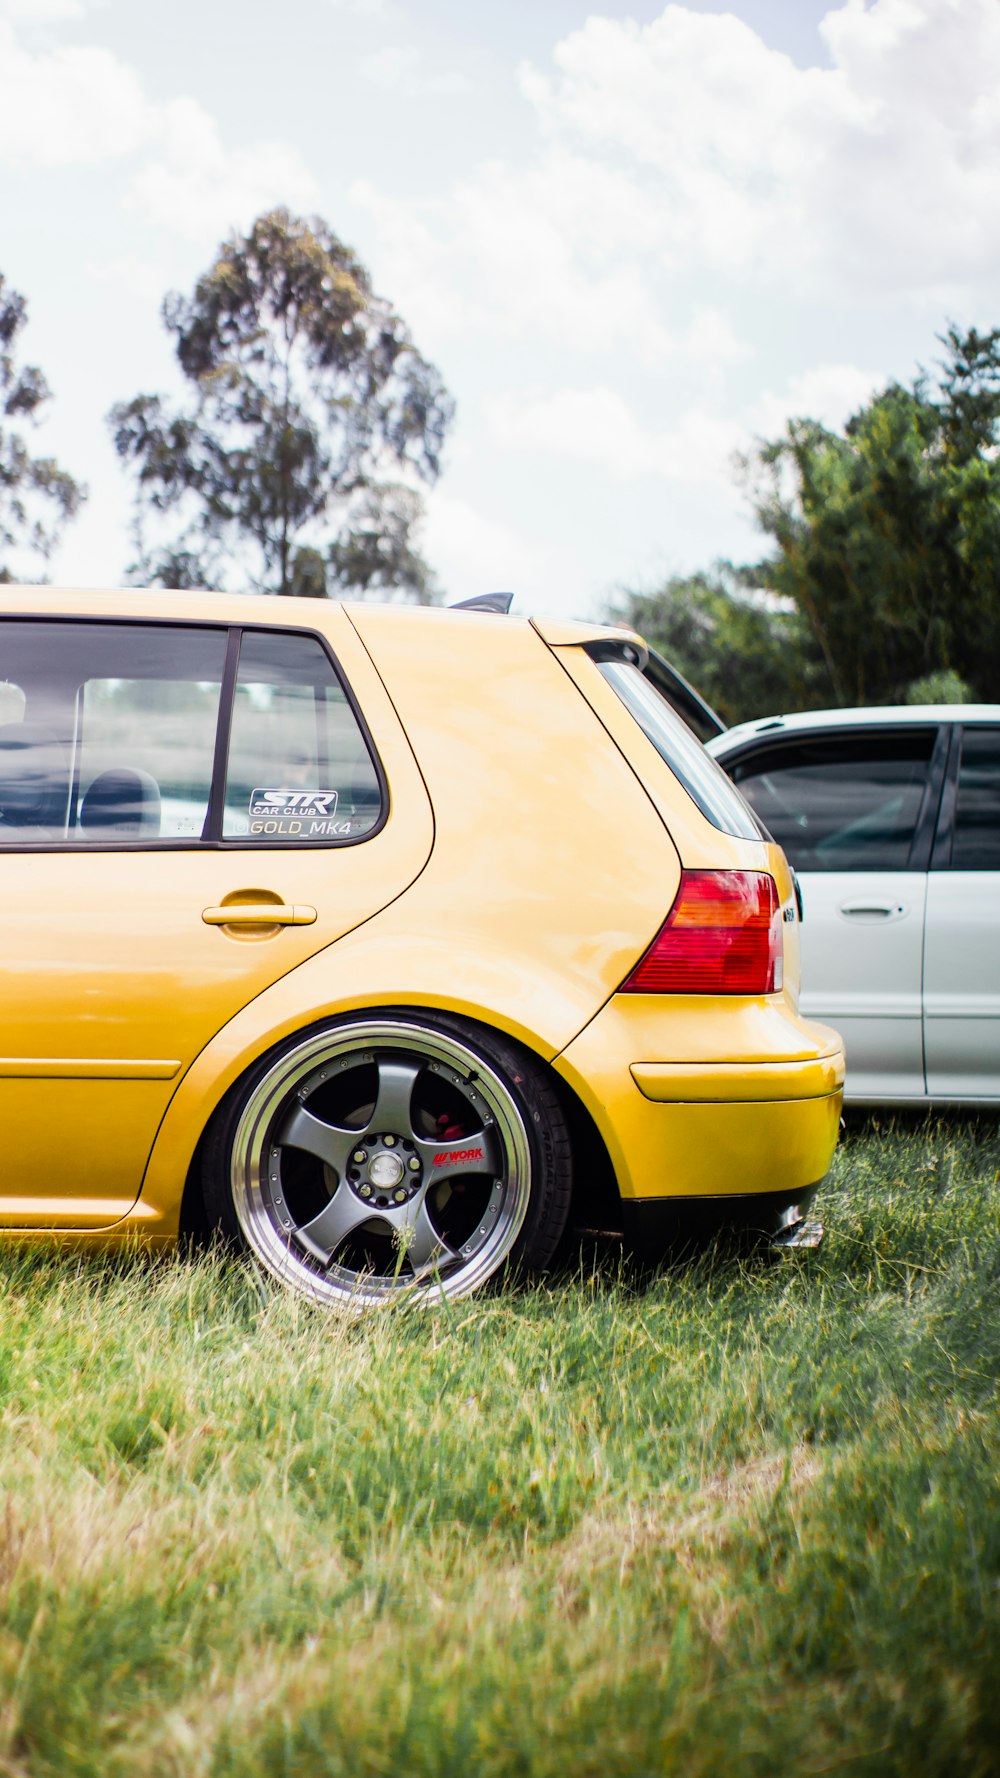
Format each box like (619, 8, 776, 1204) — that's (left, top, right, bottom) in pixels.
(0, 1117, 997, 1776)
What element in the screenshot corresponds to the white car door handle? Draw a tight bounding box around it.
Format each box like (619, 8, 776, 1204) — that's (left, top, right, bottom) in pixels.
(837, 899, 907, 921)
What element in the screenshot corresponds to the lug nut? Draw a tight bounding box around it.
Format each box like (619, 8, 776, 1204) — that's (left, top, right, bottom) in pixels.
(394, 1189, 407, 1203)
(409, 1157, 420, 1171)
(384, 1134, 396, 1148)
(359, 1183, 372, 1198)
(353, 1150, 367, 1164)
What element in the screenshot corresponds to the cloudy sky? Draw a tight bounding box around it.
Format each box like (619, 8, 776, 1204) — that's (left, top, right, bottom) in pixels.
(3, 0, 999, 617)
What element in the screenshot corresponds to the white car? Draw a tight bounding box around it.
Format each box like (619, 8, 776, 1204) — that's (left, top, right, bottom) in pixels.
(708, 706, 1000, 1106)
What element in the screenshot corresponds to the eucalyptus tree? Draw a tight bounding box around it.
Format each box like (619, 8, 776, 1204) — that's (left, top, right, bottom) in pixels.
(109, 209, 453, 599)
(0, 275, 85, 580)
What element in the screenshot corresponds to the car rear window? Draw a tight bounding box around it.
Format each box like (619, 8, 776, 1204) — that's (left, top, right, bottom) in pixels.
(596, 659, 763, 841)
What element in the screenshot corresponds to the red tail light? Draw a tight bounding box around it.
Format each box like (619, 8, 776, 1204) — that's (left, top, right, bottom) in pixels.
(620, 870, 783, 995)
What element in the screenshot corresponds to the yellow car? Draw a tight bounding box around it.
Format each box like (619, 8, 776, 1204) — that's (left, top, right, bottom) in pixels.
(0, 588, 844, 1307)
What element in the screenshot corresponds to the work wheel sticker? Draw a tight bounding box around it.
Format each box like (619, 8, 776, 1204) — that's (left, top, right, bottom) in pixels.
(248, 788, 346, 837)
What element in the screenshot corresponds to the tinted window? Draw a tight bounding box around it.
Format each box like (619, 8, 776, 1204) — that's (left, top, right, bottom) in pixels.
(82, 673, 222, 839)
(951, 727, 1000, 870)
(597, 659, 761, 840)
(0, 620, 226, 845)
(730, 731, 936, 871)
(223, 629, 382, 843)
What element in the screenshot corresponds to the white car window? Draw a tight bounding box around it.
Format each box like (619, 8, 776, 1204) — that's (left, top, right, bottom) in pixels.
(951, 727, 1000, 870)
(731, 732, 937, 872)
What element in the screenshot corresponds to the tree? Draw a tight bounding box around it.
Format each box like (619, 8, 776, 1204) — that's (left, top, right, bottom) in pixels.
(0, 274, 85, 580)
(740, 327, 1000, 706)
(616, 326, 1000, 717)
(610, 564, 821, 726)
(109, 209, 454, 599)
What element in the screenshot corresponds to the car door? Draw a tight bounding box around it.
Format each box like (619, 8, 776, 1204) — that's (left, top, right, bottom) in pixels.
(726, 726, 945, 1099)
(923, 723, 1000, 1099)
(0, 610, 433, 1227)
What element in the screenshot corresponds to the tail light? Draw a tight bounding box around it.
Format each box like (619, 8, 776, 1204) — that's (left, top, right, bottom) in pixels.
(620, 870, 783, 995)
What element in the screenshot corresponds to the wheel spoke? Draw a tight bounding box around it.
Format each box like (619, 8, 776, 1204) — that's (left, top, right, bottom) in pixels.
(276, 1104, 358, 1178)
(364, 1057, 422, 1138)
(388, 1197, 460, 1274)
(412, 1126, 502, 1190)
(296, 1181, 375, 1265)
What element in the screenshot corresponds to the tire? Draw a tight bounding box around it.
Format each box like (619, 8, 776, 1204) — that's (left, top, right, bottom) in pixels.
(201, 1010, 573, 1310)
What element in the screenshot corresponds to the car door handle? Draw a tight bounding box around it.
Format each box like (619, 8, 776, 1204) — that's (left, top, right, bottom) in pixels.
(837, 899, 907, 921)
(202, 903, 317, 927)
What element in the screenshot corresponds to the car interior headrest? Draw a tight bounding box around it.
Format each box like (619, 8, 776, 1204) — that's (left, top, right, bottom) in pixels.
(80, 766, 162, 837)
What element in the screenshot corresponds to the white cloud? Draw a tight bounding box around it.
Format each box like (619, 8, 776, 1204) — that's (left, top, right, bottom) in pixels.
(0, 19, 149, 163)
(0, 15, 318, 240)
(487, 386, 740, 490)
(360, 45, 471, 97)
(487, 360, 887, 492)
(0, 0, 90, 20)
(420, 490, 558, 605)
(357, 0, 1000, 371)
(516, 0, 1000, 296)
(750, 363, 886, 438)
(352, 159, 675, 359)
(325, 0, 402, 18)
(86, 251, 171, 306)
(127, 97, 319, 241)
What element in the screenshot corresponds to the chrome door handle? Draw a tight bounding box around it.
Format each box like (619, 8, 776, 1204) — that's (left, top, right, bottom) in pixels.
(837, 900, 906, 920)
(202, 903, 317, 927)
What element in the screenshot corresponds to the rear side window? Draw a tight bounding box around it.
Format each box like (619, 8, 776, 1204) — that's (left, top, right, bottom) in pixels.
(730, 731, 936, 872)
(951, 727, 1000, 870)
(596, 659, 761, 841)
(0, 618, 382, 848)
(223, 629, 382, 843)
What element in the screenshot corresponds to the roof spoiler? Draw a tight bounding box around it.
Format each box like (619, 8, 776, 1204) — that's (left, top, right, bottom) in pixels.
(450, 592, 514, 615)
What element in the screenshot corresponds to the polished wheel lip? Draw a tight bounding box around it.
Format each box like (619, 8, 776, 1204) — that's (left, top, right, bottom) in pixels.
(228, 1019, 532, 1311)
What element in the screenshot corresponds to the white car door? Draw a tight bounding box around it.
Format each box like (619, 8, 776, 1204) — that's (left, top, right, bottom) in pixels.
(727, 727, 944, 1100)
(923, 724, 1000, 1100)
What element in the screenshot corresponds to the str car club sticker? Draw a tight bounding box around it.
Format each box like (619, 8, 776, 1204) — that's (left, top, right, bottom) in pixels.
(248, 789, 350, 837)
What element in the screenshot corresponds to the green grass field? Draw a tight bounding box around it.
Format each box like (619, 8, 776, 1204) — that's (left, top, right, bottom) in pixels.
(0, 1117, 997, 1776)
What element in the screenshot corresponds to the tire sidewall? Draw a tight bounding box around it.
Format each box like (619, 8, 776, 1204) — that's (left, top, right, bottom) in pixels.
(201, 1007, 572, 1298)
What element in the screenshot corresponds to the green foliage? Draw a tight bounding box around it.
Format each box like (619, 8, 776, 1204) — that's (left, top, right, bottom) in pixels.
(742, 325, 1000, 706)
(610, 564, 822, 726)
(616, 326, 1000, 716)
(0, 274, 85, 579)
(108, 210, 454, 600)
(905, 668, 973, 705)
(0, 1120, 996, 1773)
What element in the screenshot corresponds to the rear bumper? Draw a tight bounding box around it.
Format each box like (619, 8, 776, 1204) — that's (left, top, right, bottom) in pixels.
(620, 1182, 824, 1250)
(555, 992, 845, 1205)
(629, 1051, 842, 1102)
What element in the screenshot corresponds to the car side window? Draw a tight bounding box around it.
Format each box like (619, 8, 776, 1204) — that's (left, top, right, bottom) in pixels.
(951, 727, 1000, 870)
(730, 731, 937, 872)
(0, 620, 227, 845)
(222, 629, 382, 843)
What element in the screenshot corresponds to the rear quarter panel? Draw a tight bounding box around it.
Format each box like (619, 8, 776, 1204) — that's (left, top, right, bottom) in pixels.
(137, 607, 685, 1232)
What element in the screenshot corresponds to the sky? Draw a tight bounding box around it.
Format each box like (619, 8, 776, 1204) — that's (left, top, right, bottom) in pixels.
(2, 0, 1000, 619)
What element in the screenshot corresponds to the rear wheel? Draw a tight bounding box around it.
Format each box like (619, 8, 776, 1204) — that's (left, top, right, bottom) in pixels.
(201, 1012, 573, 1310)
